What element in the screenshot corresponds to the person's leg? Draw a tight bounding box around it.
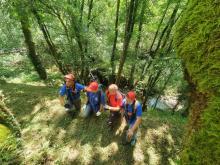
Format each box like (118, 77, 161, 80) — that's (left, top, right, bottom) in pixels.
(126, 124, 138, 146)
(64, 99, 74, 111)
(107, 111, 115, 129)
(73, 98, 81, 111)
(82, 104, 92, 118)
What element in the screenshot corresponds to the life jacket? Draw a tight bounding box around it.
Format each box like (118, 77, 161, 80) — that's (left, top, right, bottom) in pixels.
(124, 100, 139, 122)
(65, 81, 79, 101)
(106, 90, 125, 106)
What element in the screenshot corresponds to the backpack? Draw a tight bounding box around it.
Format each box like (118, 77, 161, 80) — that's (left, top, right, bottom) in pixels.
(86, 82, 104, 105)
(86, 90, 102, 105)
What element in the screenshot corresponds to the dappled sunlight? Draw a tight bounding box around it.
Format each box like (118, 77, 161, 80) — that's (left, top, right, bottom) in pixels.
(147, 147, 160, 165)
(133, 140, 145, 164)
(79, 144, 93, 164)
(115, 118, 126, 136)
(0, 80, 186, 164)
(97, 142, 119, 161)
(140, 123, 180, 164)
(7, 77, 46, 86)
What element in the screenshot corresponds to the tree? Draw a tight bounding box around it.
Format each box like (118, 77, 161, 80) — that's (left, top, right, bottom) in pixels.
(174, 0, 220, 164)
(110, 0, 120, 76)
(18, 2, 47, 80)
(116, 0, 139, 85)
(31, 0, 68, 75)
(128, 0, 147, 86)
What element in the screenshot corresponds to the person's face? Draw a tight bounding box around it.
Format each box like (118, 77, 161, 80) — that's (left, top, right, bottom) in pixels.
(109, 88, 117, 95)
(90, 89, 98, 93)
(126, 96, 133, 105)
(65, 78, 74, 87)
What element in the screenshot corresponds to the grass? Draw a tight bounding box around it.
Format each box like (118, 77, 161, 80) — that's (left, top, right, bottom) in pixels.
(0, 55, 187, 164)
(0, 79, 187, 165)
(0, 124, 11, 143)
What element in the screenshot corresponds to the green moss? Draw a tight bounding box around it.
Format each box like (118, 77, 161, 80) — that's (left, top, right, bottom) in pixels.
(174, 0, 220, 164)
(0, 124, 11, 143)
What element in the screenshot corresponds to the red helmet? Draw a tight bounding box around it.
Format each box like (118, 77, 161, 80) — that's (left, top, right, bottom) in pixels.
(86, 82, 99, 92)
(126, 91, 136, 101)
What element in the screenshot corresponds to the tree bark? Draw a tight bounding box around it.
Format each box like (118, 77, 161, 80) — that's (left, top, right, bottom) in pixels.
(31, 2, 67, 75)
(129, 0, 146, 86)
(19, 13, 47, 80)
(116, 0, 139, 85)
(140, 0, 171, 80)
(111, 0, 120, 77)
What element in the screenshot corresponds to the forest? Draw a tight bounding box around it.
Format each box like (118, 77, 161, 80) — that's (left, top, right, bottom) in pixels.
(0, 0, 219, 164)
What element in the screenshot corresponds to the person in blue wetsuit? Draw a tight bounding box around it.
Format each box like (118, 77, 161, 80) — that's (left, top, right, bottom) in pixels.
(121, 91, 142, 146)
(59, 74, 85, 114)
(82, 81, 105, 117)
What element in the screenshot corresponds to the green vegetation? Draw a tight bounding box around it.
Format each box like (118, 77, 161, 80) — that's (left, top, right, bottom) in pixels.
(174, 0, 220, 164)
(0, 0, 219, 164)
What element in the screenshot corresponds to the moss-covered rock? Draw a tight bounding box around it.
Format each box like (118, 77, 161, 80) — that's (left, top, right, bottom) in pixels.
(0, 102, 21, 164)
(174, 0, 220, 164)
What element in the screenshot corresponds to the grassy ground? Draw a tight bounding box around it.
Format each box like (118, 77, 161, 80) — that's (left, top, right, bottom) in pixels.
(0, 54, 187, 164)
(0, 80, 187, 165)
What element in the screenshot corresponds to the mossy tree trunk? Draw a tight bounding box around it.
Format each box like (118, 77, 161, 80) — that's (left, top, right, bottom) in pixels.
(174, 0, 220, 164)
(20, 16, 47, 80)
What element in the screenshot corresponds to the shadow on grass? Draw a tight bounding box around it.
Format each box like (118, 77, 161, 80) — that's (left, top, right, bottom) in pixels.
(0, 81, 186, 164)
(0, 82, 57, 126)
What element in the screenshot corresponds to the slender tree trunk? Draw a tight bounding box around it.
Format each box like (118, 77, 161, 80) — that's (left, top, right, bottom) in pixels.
(129, 0, 146, 85)
(31, 2, 67, 75)
(140, 0, 179, 81)
(20, 14, 47, 80)
(111, 0, 120, 77)
(140, 0, 171, 80)
(154, 0, 180, 54)
(153, 71, 173, 110)
(80, 0, 85, 23)
(142, 69, 162, 111)
(80, 0, 94, 82)
(116, 0, 139, 85)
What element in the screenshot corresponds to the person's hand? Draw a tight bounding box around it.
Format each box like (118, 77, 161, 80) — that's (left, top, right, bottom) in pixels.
(96, 111, 101, 116)
(104, 105, 110, 110)
(120, 109, 125, 114)
(127, 129, 134, 140)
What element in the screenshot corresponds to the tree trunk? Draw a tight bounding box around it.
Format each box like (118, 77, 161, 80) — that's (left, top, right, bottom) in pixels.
(174, 0, 220, 163)
(129, 0, 146, 86)
(31, 2, 67, 75)
(116, 0, 139, 85)
(140, 0, 171, 80)
(111, 0, 120, 77)
(80, 0, 85, 23)
(83, 0, 94, 82)
(20, 14, 47, 80)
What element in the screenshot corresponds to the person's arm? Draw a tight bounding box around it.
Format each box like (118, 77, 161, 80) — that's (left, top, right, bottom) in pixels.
(59, 96, 65, 106)
(127, 102, 142, 139)
(99, 104, 104, 112)
(76, 83, 86, 92)
(127, 117, 142, 139)
(99, 92, 105, 112)
(59, 85, 66, 106)
(130, 117, 141, 132)
(104, 105, 120, 111)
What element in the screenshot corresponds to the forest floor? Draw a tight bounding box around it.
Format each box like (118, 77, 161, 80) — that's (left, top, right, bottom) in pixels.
(0, 80, 187, 165)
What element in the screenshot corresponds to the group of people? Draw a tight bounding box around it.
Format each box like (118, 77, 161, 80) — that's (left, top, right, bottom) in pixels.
(59, 73, 142, 146)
